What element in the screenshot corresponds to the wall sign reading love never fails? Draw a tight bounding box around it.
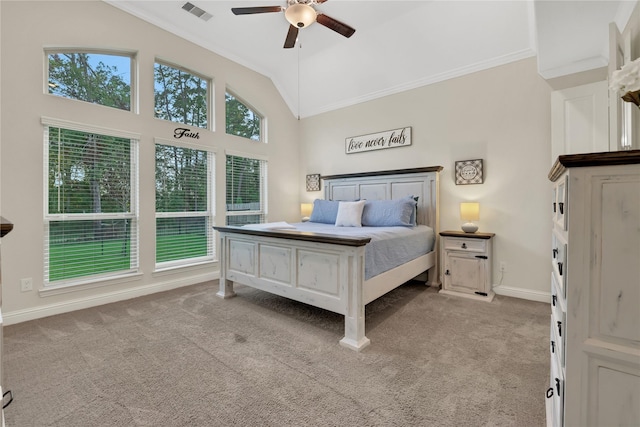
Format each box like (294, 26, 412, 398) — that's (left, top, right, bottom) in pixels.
(345, 127, 412, 154)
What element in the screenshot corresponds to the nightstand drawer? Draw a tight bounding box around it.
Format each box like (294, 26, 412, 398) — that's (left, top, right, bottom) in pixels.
(443, 237, 486, 253)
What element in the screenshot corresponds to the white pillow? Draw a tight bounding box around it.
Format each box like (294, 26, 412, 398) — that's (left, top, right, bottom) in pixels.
(335, 200, 366, 227)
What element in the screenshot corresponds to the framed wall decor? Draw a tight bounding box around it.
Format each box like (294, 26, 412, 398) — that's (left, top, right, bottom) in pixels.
(306, 174, 321, 191)
(455, 159, 484, 185)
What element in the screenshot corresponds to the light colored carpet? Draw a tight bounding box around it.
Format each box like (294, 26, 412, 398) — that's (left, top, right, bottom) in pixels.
(3, 280, 549, 426)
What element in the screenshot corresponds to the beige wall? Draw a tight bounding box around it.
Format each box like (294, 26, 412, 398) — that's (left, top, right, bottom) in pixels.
(0, 1, 299, 323)
(3, 1, 631, 321)
(299, 57, 554, 300)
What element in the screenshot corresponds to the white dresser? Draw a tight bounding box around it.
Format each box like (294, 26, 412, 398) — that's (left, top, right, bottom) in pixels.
(547, 151, 640, 427)
(0, 217, 13, 425)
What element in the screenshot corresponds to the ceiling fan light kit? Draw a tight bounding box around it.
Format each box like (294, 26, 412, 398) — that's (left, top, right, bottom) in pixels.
(285, 3, 316, 28)
(232, 0, 355, 49)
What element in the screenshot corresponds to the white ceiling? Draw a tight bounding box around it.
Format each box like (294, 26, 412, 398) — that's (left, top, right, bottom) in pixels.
(106, 0, 638, 118)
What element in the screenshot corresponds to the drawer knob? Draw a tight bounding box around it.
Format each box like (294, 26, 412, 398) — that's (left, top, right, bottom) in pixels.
(546, 387, 554, 399)
(552, 248, 558, 259)
(552, 295, 557, 306)
(553, 202, 556, 213)
(558, 202, 564, 214)
(461, 243, 467, 249)
(555, 378, 561, 395)
(551, 340, 555, 353)
(557, 262, 563, 275)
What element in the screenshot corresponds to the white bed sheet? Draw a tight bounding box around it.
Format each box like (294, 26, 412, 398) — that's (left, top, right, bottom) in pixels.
(287, 222, 435, 280)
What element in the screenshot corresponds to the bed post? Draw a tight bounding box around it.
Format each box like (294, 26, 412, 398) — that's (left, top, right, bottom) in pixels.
(216, 233, 236, 299)
(339, 248, 371, 351)
(428, 173, 440, 287)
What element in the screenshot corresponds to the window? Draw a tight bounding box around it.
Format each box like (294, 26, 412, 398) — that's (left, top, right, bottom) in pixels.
(154, 62, 209, 129)
(225, 153, 267, 226)
(225, 91, 263, 141)
(155, 143, 215, 267)
(47, 51, 132, 111)
(44, 121, 139, 285)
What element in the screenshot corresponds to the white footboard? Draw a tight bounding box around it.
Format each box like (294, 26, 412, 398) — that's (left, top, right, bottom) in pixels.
(215, 227, 373, 350)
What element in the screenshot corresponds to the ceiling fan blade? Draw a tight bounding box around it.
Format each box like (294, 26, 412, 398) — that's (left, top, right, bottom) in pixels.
(316, 14, 356, 38)
(284, 25, 299, 49)
(231, 6, 282, 15)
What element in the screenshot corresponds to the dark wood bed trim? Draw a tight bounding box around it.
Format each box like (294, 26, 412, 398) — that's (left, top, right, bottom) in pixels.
(322, 166, 443, 181)
(549, 150, 640, 181)
(213, 226, 371, 247)
(1, 217, 13, 238)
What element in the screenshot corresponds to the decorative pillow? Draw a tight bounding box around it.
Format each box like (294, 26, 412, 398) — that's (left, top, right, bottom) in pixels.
(361, 197, 417, 227)
(309, 199, 340, 224)
(335, 200, 366, 227)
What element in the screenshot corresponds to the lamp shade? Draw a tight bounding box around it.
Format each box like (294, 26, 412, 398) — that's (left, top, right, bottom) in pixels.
(285, 3, 316, 28)
(460, 202, 479, 233)
(460, 202, 480, 221)
(301, 203, 313, 220)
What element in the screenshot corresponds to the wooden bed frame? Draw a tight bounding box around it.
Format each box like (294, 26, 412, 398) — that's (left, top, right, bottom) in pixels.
(213, 166, 441, 351)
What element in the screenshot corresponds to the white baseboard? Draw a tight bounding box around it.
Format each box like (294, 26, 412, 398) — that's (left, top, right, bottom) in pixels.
(493, 284, 551, 304)
(3, 271, 219, 326)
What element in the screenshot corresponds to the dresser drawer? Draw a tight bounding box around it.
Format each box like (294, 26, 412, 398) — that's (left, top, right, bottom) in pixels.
(551, 233, 567, 295)
(547, 350, 565, 427)
(550, 311, 565, 367)
(551, 272, 566, 313)
(443, 237, 486, 253)
(553, 175, 568, 231)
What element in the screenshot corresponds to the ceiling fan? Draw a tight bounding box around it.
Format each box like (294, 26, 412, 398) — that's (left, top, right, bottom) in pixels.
(231, 0, 356, 49)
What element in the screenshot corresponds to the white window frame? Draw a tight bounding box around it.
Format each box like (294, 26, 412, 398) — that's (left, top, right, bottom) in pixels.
(45, 49, 137, 113)
(154, 138, 216, 270)
(42, 117, 140, 288)
(154, 59, 212, 131)
(225, 88, 266, 143)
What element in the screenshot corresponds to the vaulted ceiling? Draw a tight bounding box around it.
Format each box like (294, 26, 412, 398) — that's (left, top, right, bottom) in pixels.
(105, 0, 638, 118)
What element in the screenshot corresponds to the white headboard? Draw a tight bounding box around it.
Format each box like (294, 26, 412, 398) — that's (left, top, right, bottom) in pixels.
(322, 166, 441, 231)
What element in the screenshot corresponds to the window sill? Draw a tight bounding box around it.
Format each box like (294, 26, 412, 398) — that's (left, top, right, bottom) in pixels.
(153, 259, 217, 277)
(39, 271, 144, 297)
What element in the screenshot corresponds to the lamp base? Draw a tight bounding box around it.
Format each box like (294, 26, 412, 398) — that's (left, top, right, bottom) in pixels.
(461, 222, 478, 233)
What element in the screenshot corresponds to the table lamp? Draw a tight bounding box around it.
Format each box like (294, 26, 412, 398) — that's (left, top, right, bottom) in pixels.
(301, 203, 313, 221)
(460, 202, 479, 233)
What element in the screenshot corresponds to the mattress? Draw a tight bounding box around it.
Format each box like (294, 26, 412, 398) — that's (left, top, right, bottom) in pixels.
(287, 222, 435, 280)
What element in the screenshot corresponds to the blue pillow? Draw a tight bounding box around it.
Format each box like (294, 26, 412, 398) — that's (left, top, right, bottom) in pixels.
(361, 197, 417, 227)
(309, 199, 340, 224)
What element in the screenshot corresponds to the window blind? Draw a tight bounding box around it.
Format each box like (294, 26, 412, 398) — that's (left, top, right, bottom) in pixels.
(225, 154, 267, 226)
(155, 143, 214, 266)
(44, 125, 138, 284)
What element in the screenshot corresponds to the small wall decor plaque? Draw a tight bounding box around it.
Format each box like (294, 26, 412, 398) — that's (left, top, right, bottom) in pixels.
(455, 159, 484, 185)
(306, 174, 321, 191)
(345, 127, 411, 154)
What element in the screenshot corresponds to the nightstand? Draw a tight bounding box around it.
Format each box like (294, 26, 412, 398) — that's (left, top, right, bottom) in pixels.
(439, 230, 495, 302)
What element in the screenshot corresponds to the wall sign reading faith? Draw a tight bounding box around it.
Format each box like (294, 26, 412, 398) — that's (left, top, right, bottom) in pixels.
(345, 127, 412, 154)
(174, 127, 200, 139)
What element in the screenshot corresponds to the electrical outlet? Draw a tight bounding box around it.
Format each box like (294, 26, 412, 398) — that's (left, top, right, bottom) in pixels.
(500, 262, 507, 272)
(20, 277, 33, 292)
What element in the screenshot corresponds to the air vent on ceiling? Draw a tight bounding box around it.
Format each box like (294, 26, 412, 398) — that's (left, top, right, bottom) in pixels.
(182, 2, 212, 21)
